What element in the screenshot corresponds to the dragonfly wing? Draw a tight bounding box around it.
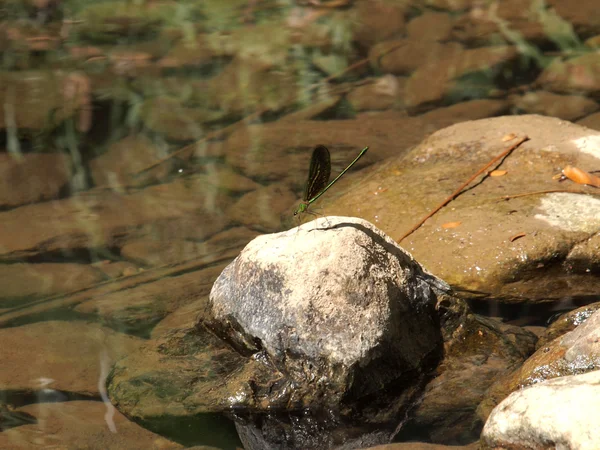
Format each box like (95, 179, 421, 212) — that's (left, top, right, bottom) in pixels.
(304, 145, 331, 201)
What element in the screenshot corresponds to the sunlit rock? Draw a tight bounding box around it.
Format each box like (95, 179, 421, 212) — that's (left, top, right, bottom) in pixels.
(321, 115, 600, 305)
(206, 216, 449, 410)
(536, 302, 600, 349)
(478, 308, 600, 423)
(481, 369, 600, 449)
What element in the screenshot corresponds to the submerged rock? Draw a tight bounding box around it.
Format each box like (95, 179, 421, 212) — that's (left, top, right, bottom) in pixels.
(403, 310, 537, 444)
(205, 216, 449, 414)
(0, 153, 72, 209)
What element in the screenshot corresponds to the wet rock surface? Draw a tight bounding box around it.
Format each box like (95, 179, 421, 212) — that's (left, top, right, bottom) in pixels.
(536, 301, 600, 349)
(321, 115, 600, 307)
(403, 306, 537, 444)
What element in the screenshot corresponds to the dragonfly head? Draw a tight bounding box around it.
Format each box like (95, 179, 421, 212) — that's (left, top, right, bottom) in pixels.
(294, 202, 308, 216)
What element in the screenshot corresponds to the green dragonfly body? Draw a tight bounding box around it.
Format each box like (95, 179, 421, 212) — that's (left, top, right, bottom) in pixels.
(294, 145, 369, 216)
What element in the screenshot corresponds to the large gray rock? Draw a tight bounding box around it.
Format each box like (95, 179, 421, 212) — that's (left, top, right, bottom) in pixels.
(206, 216, 450, 410)
(481, 369, 600, 449)
(107, 216, 535, 449)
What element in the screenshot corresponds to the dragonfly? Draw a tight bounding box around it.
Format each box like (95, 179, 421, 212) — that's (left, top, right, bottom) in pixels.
(294, 145, 369, 216)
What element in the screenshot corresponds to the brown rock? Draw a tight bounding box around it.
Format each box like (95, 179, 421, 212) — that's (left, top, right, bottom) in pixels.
(0, 177, 232, 261)
(207, 56, 297, 116)
(139, 97, 223, 141)
(416, 99, 510, 125)
(536, 53, 600, 95)
(226, 184, 297, 232)
(0, 401, 182, 449)
(566, 231, 600, 272)
(450, 0, 548, 46)
(319, 115, 600, 304)
(0, 71, 88, 131)
(0, 153, 71, 208)
(369, 39, 463, 76)
(405, 45, 518, 110)
(347, 76, 404, 112)
(133, 200, 230, 242)
(151, 296, 210, 339)
(478, 308, 600, 423)
(352, 0, 406, 49)
(194, 166, 261, 193)
(198, 226, 261, 257)
(120, 239, 206, 267)
(0, 321, 142, 395)
(357, 99, 510, 127)
(547, 0, 600, 36)
(424, 0, 476, 12)
(511, 91, 599, 121)
(537, 302, 600, 349)
(277, 96, 343, 122)
(89, 134, 171, 188)
(118, 215, 243, 267)
(74, 262, 231, 334)
(407, 11, 454, 42)
(189, 140, 228, 159)
(576, 111, 600, 131)
(0, 263, 105, 303)
(92, 260, 142, 279)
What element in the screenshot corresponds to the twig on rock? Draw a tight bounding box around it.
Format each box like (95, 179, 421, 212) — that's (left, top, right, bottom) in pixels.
(397, 135, 530, 243)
